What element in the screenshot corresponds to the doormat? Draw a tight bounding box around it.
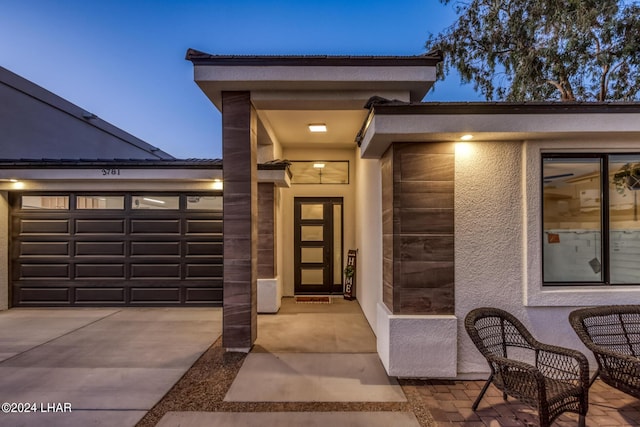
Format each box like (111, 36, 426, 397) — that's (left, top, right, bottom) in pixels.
(295, 296, 332, 304)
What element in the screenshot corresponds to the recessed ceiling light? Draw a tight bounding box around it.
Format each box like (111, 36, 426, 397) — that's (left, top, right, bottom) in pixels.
(460, 134, 473, 141)
(308, 124, 327, 133)
(9, 179, 18, 183)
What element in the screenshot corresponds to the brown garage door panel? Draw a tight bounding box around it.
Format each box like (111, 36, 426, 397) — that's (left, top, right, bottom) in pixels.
(131, 264, 181, 278)
(76, 287, 125, 302)
(186, 264, 223, 278)
(76, 242, 125, 256)
(76, 219, 125, 234)
(17, 287, 70, 303)
(20, 220, 69, 234)
(131, 287, 180, 302)
(186, 242, 223, 256)
(131, 241, 180, 256)
(75, 264, 125, 278)
(131, 219, 180, 234)
(19, 264, 70, 279)
(186, 288, 223, 302)
(186, 219, 223, 234)
(20, 242, 70, 256)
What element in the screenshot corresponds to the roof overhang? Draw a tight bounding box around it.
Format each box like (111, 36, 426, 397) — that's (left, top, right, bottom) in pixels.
(359, 103, 640, 158)
(186, 50, 442, 111)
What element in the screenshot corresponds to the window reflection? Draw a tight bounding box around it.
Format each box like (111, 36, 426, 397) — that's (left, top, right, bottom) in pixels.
(186, 195, 222, 210)
(77, 196, 124, 210)
(542, 158, 602, 282)
(22, 196, 69, 210)
(290, 161, 349, 184)
(610, 156, 640, 284)
(132, 196, 179, 210)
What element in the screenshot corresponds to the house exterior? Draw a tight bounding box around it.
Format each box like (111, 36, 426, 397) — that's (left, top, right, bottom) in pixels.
(186, 49, 640, 378)
(3, 53, 640, 379)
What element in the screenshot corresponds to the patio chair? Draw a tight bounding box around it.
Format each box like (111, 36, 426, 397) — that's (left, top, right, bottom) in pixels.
(465, 307, 589, 427)
(569, 305, 640, 399)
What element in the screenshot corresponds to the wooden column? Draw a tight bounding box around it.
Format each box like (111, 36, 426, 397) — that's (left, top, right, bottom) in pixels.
(381, 142, 455, 315)
(257, 183, 276, 279)
(222, 91, 257, 350)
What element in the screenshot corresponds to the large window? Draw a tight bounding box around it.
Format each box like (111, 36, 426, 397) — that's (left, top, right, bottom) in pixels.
(543, 154, 640, 285)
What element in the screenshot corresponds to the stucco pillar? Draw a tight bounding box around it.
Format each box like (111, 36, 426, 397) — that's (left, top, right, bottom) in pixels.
(0, 191, 8, 310)
(222, 91, 258, 351)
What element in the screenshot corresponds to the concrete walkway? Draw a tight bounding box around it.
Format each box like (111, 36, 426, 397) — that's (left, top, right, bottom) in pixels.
(155, 298, 422, 427)
(0, 307, 221, 427)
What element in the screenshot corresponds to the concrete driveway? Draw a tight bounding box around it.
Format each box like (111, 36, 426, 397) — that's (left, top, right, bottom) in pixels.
(0, 307, 222, 427)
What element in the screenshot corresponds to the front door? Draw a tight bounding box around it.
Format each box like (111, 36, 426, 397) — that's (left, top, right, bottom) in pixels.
(294, 197, 343, 294)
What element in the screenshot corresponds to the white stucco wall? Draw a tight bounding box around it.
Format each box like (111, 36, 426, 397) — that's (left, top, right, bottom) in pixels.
(354, 152, 383, 333)
(455, 141, 528, 376)
(455, 139, 640, 377)
(0, 192, 8, 310)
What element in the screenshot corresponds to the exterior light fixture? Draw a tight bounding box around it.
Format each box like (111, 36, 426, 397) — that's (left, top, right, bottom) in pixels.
(455, 142, 473, 157)
(308, 124, 327, 133)
(460, 134, 473, 141)
(9, 179, 18, 183)
(212, 179, 223, 190)
(313, 163, 326, 169)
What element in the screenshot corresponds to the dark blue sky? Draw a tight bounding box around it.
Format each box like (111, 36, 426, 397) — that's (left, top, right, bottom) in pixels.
(0, 0, 483, 158)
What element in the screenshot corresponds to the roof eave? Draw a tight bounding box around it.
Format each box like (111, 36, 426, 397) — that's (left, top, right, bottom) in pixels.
(185, 48, 443, 67)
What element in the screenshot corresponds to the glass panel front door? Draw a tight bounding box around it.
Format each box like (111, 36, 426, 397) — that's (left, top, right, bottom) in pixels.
(294, 197, 343, 294)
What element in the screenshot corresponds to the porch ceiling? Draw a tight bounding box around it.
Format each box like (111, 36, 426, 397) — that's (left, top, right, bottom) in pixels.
(258, 109, 368, 149)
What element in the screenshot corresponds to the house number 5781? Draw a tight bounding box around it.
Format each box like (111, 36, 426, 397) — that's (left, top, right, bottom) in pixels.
(101, 169, 120, 176)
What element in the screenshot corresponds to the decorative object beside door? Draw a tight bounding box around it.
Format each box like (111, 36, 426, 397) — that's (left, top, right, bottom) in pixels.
(344, 249, 357, 300)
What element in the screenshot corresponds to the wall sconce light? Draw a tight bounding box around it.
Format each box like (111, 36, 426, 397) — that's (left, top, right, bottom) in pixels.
(460, 134, 473, 141)
(313, 163, 325, 169)
(308, 124, 327, 133)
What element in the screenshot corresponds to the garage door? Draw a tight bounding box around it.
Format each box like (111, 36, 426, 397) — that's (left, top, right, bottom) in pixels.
(10, 193, 223, 306)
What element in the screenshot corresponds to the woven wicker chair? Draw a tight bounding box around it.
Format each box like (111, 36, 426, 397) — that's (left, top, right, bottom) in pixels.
(569, 305, 640, 399)
(465, 307, 589, 427)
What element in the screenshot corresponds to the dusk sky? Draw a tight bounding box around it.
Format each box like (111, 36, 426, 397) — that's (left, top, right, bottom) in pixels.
(0, 0, 483, 159)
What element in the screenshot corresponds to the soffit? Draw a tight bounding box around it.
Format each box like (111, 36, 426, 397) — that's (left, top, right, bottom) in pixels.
(360, 110, 640, 158)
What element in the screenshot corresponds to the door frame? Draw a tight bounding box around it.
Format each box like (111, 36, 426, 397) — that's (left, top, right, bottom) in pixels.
(293, 197, 343, 294)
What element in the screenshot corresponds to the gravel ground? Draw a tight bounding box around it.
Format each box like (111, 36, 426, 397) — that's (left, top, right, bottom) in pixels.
(135, 337, 436, 427)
